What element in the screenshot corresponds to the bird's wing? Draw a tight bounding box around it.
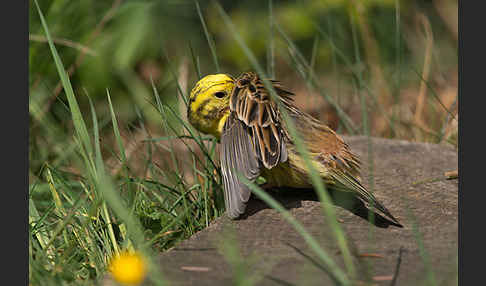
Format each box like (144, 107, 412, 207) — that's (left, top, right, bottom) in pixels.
(229, 71, 292, 169)
(220, 71, 293, 218)
(220, 113, 261, 218)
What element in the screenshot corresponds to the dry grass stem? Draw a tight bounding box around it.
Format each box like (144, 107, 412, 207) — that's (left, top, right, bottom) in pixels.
(413, 13, 434, 132)
(29, 34, 98, 56)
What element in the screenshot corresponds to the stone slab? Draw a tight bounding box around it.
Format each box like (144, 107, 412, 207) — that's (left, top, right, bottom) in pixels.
(155, 136, 458, 286)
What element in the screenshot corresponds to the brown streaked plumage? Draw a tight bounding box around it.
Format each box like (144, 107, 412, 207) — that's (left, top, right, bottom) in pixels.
(188, 72, 402, 226)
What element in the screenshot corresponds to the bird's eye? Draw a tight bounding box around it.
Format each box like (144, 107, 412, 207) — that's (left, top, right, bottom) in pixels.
(214, 91, 226, 98)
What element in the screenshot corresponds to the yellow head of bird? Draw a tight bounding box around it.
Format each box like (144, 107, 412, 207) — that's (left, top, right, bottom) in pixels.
(187, 74, 234, 138)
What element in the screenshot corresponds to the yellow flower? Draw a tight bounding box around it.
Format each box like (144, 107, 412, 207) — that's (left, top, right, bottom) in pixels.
(109, 250, 147, 286)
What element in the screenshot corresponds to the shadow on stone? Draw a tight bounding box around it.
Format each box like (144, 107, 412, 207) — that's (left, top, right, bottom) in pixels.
(239, 187, 401, 228)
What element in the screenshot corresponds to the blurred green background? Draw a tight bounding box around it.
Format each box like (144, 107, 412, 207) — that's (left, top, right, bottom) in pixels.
(29, 1, 457, 284)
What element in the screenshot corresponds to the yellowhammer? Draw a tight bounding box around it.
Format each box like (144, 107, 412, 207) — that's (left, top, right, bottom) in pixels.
(187, 71, 401, 227)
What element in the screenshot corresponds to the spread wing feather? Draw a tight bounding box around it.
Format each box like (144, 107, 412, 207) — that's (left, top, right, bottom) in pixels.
(221, 113, 261, 219)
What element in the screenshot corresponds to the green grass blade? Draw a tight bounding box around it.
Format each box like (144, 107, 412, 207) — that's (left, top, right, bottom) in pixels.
(29, 199, 52, 254)
(349, 14, 376, 198)
(392, 0, 402, 133)
(195, 0, 220, 73)
(189, 41, 202, 80)
(34, 0, 93, 159)
(267, 0, 275, 78)
(106, 89, 129, 174)
(408, 208, 438, 286)
(310, 36, 319, 73)
(87, 93, 105, 175)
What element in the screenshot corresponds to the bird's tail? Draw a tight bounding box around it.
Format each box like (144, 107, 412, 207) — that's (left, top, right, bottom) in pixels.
(330, 169, 403, 227)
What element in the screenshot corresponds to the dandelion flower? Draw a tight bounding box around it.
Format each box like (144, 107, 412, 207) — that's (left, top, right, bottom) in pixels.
(109, 250, 147, 286)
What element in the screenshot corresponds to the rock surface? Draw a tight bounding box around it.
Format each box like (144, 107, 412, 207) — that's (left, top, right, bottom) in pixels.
(156, 136, 458, 285)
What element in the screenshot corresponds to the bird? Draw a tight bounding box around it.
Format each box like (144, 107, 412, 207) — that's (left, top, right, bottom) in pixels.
(187, 71, 402, 227)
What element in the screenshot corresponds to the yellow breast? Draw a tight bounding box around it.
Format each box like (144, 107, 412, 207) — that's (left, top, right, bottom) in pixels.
(261, 151, 317, 188)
